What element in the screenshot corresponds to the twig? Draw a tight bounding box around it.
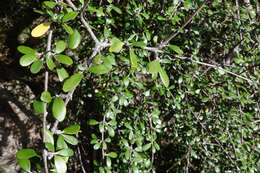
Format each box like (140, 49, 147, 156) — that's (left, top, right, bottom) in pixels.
(170, 55, 255, 85)
(65, 0, 79, 11)
(159, 0, 208, 49)
(42, 29, 53, 173)
(77, 142, 87, 173)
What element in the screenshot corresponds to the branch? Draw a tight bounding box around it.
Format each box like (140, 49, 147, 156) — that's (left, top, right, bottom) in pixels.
(171, 55, 256, 85)
(159, 0, 208, 49)
(42, 29, 53, 173)
(80, 1, 99, 44)
(65, 0, 78, 11)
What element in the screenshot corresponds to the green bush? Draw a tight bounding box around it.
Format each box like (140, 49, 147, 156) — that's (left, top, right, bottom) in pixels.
(16, 0, 260, 172)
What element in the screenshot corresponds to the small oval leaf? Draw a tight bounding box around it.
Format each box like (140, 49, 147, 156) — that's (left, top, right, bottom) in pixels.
(52, 97, 66, 122)
(57, 135, 68, 150)
(17, 46, 37, 55)
(62, 24, 74, 35)
(148, 60, 161, 74)
(88, 119, 99, 125)
(30, 60, 43, 74)
(63, 125, 80, 134)
(18, 159, 31, 172)
(56, 148, 74, 157)
(40, 91, 52, 103)
(62, 134, 78, 145)
(31, 22, 51, 38)
(54, 54, 73, 65)
(129, 49, 138, 70)
(17, 149, 37, 160)
(63, 73, 83, 92)
(33, 99, 44, 115)
(159, 68, 169, 88)
(46, 56, 55, 70)
(54, 156, 67, 173)
(109, 38, 124, 53)
(68, 29, 81, 49)
(56, 67, 69, 82)
(169, 45, 183, 55)
(19, 54, 38, 67)
(108, 152, 118, 158)
(88, 65, 110, 74)
(62, 11, 79, 22)
(55, 40, 67, 53)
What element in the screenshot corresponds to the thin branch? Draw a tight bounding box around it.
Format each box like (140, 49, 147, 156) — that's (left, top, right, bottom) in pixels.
(80, 1, 99, 44)
(159, 0, 208, 49)
(65, 0, 78, 11)
(42, 29, 53, 173)
(170, 55, 255, 85)
(77, 141, 87, 173)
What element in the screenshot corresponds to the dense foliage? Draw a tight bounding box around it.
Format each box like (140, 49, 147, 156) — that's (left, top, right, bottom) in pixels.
(14, 0, 259, 172)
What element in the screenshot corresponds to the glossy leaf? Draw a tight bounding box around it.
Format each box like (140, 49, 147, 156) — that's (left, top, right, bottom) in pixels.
(17, 46, 37, 55)
(52, 97, 66, 122)
(54, 54, 73, 65)
(55, 40, 66, 53)
(40, 91, 52, 103)
(62, 24, 73, 35)
(62, 11, 79, 22)
(46, 143, 55, 152)
(19, 54, 38, 67)
(56, 67, 69, 82)
(62, 134, 78, 145)
(45, 128, 54, 145)
(107, 152, 118, 158)
(57, 135, 68, 150)
(46, 56, 55, 70)
(129, 49, 138, 70)
(159, 68, 169, 88)
(30, 59, 43, 74)
(54, 155, 67, 173)
(68, 29, 81, 49)
(148, 60, 161, 74)
(56, 148, 74, 157)
(132, 41, 146, 47)
(63, 125, 80, 134)
(17, 149, 37, 160)
(142, 143, 152, 151)
(43, 1, 56, 8)
(18, 159, 30, 172)
(63, 73, 83, 92)
(88, 119, 99, 125)
(169, 45, 183, 55)
(31, 22, 51, 37)
(33, 99, 44, 115)
(109, 38, 124, 53)
(88, 65, 110, 74)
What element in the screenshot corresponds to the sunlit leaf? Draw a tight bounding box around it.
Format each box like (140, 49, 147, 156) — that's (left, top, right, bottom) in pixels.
(18, 159, 30, 172)
(57, 135, 68, 150)
(31, 22, 51, 37)
(89, 65, 110, 74)
(169, 45, 183, 55)
(148, 60, 161, 74)
(159, 68, 169, 87)
(88, 119, 99, 125)
(63, 125, 80, 134)
(40, 91, 52, 103)
(56, 67, 69, 82)
(33, 99, 44, 115)
(17, 149, 37, 160)
(68, 29, 81, 49)
(54, 54, 73, 65)
(46, 56, 55, 70)
(55, 40, 66, 53)
(30, 59, 43, 74)
(62, 24, 74, 35)
(43, 1, 56, 8)
(56, 148, 74, 157)
(62, 11, 79, 22)
(107, 152, 118, 158)
(129, 49, 138, 70)
(62, 134, 78, 145)
(52, 97, 66, 122)
(63, 73, 83, 92)
(17, 46, 37, 55)
(54, 155, 67, 173)
(109, 38, 124, 53)
(19, 54, 38, 67)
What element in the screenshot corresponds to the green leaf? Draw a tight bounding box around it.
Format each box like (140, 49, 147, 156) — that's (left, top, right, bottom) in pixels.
(52, 97, 66, 122)
(56, 67, 69, 82)
(63, 125, 80, 134)
(57, 135, 68, 150)
(110, 4, 122, 14)
(54, 155, 67, 173)
(169, 45, 183, 55)
(62, 11, 79, 22)
(62, 24, 74, 35)
(109, 38, 124, 53)
(107, 126, 115, 137)
(18, 159, 30, 172)
(106, 157, 111, 167)
(142, 143, 152, 151)
(19, 54, 38, 66)
(56, 148, 74, 157)
(17, 149, 37, 160)
(63, 73, 83, 92)
(107, 152, 118, 158)
(46, 56, 55, 70)
(43, 1, 56, 8)
(129, 49, 138, 70)
(148, 60, 161, 74)
(159, 68, 169, 88)
(45, 143, 55, 152)
(55, 40, 67, 53)
(33, 99, 44, 115)
(88, 119, 99, 125)
(17, 46, 37, 55)
(94, 143, 101, 150)
(45, 128, 54, 145)
(54, 54, 73, 65)
(68, 29, 81, 49)
(30, 59, 43, 74)
(88, 65, 110, 74)
(132, 41, 147, 47)
(62, 134, 78, 145)
(40, 91, 52, 103)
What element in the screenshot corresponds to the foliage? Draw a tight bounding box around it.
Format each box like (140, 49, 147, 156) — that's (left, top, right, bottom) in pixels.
(16, 0, 260, 172)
